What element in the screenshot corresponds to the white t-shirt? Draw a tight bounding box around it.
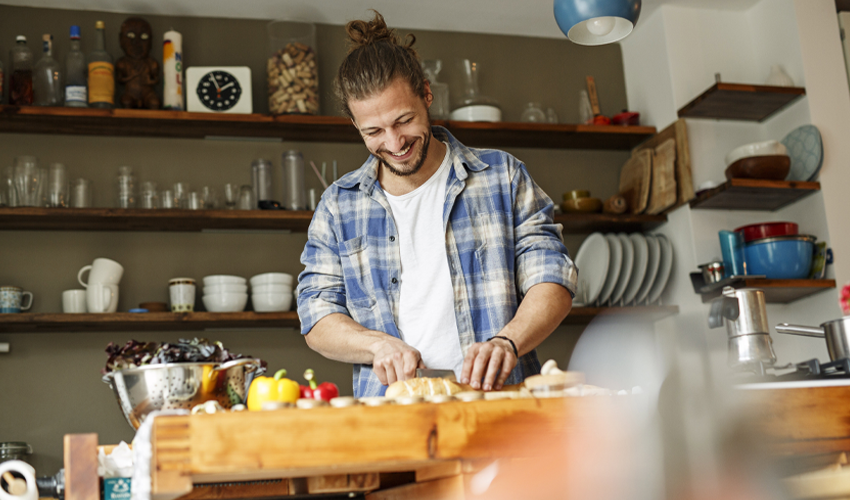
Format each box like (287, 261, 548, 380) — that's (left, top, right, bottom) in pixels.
(384, 144, 464, 376)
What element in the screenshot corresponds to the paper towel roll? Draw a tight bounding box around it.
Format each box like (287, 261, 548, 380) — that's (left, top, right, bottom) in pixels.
(163, 30, 183, 110)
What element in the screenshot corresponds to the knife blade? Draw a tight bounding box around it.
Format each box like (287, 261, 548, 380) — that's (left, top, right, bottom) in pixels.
(415, 368, 457, 381)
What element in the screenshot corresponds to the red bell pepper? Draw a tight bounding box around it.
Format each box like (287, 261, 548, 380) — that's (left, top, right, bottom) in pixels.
(300, 368, 339, 402)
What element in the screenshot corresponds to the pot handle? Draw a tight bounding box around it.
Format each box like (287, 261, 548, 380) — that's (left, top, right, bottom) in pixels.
(215, 358, 263, 373)
(775, 323, 825, 338)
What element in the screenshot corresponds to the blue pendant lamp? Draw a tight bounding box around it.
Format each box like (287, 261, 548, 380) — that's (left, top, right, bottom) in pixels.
(554, 0, 642, 46)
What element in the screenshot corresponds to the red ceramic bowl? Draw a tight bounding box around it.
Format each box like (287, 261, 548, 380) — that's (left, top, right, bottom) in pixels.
(734, 221, 799, 243)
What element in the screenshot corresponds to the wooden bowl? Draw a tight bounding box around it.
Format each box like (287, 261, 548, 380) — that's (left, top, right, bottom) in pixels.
(561, 197, 602, 213)
(724, 155, 790, 180)
(563, 190, 590, 201)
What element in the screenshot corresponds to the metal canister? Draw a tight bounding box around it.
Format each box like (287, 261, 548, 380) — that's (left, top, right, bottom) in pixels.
(251, 159, 274, 204)
(282, 150, 306, 210)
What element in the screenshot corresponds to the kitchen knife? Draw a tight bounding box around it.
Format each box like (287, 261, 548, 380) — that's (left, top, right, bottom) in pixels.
(415, 368, 457, 381)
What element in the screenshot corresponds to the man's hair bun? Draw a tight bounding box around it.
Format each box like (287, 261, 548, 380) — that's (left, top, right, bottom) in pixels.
(345, 11, 402, 51)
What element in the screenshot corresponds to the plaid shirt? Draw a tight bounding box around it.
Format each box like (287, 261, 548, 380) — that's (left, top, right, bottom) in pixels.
(297, 126, 577, 397)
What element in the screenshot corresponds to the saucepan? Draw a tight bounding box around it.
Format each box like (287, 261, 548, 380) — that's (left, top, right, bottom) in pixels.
(775, 317, 850, 361)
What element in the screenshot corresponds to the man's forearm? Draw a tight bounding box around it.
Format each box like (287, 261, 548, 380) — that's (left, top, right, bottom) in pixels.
(498, 282, 572, 356)
(303, 313, 392, 364)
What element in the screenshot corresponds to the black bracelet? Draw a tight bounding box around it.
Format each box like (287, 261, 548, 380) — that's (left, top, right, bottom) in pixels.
(488, 335, 518, 358)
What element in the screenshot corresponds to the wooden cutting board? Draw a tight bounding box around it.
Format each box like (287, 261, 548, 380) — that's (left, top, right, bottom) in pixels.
(632, 119, 694, 213)
(646, 138, 677, 214)
(619, 148, 652, 214)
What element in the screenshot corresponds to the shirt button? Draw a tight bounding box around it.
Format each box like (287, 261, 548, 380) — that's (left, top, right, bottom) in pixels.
(391, 277, 398, 284)
(389, 236, 395, 242)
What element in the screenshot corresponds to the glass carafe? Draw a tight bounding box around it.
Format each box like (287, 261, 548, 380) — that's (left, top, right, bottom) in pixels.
(456, 59, 499, 109)
(422, 60, 450, 120)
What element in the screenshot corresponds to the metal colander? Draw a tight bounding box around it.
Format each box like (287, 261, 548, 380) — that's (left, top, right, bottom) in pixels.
(102, 358, 264, 429)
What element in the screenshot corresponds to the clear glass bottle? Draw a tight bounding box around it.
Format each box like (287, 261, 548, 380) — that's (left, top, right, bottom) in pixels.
(456, 59, 499, 109)
(115, 166, 136, 208)
(34, 34, 63, 106)
(267, 20, 319, 115)
(282, 150, 306, 210)
(65, 25, 87, 107)
(87, 21, 114, 109)
(422, 60, 450, 120)
(10, 36, 34, 106)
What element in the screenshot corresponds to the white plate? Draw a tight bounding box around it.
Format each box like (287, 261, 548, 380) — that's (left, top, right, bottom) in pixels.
(622, 233, 648, 304)
(597, 234, 623, 304)
(635, 235, 661, 304)
(647, 234, 674, 304)
(610, 233, 634, 304)
(573, 232, 609, 305)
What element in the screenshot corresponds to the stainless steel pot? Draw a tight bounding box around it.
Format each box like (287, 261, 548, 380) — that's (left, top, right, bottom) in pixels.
(102, 358, 263, 430)
(775, 317, 850, 361)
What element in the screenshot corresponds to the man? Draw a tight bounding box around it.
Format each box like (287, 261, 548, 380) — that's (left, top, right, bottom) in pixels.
(297, 12, 576, 397)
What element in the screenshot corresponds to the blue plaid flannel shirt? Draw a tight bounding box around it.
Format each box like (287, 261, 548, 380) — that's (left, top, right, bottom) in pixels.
(297, 126, 577, 397)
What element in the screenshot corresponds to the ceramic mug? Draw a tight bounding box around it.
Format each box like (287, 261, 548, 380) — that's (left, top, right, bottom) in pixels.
(0, 286, 33, 313)
(62, 289, 87, 313)
(87, 284, 119, 313)
(78, 258, 124, 287)
(169, 278, 196, 312)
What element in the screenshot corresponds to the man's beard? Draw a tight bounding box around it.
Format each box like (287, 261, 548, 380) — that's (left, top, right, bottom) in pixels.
(377, 127, 432, 178)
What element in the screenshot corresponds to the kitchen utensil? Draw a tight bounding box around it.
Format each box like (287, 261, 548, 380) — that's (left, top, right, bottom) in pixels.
(70, 178, 91, 208)
(635, 235, 661, 304)
(725, 155, 790, 180)
(572, 232, 609, 305)
(267, 20, 318, 115)
(202, 292, 248, 312)
(62, 289, 86, 313)
(451, 59, 501, 122)
(282, 150, 307, 210)
(611, 111, 640, 126)
(809, 242, 832, 280)
(139, 301, 168, 312)
(744, 235, 815, 279)
(725, 140, 788, 166)
(0, 287, 32, 313)
(618, 149, 651, 214)
(622, 233, 648, 304)
(223, 183, 240, 210)
(47, 163, 68, 208)
(202, 186, 217, 209)
(204, 284, 248, 294)
(169, 278, 196, 312)
(173, 182, 190, 208)
(115, 166, 136, 208)
(415, 368, 457, 381)
(141, 181, 158, 209)
(647, 234, 674, 304)
(561, 197, 602, 213)
(734, 221, 798, 243)
(585, 76, 609, 124)
(450, 105, 501, 122)
(308, 188, 318, 210)
(251, 292, 292, 312)
(13, 156, 42, 207)
(203, 275, 246, 286)
(250, 272, 294, 287)
(578, 90, 593, 124)
(160, 190, 174, 208)
(187, 192, 203, 210)
(520, 102, 546, 123)
(708, 286, 776, 370)
(609, 233, 634, 303)
(646, 138, 677, 215)
(719, 230, 746, 277)
(86, 284, 118, 313)
(781, 124, 823, 181)
(238, 184, 255, 210)
(603, 194, 628, 214)
(78, 257, 124, 287)
(699, 261, 725, 284)
(0, 460, 37, 500)
(563, 190, 590, 200)
(103, 358, 263, 429)
(597, 234, 622, 304)
(776, 317, 850, 362)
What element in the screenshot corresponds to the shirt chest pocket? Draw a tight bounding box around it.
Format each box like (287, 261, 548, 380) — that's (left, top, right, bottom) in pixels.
(340, 236, 377, 309)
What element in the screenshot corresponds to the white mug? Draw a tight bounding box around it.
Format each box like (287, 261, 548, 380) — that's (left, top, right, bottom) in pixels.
(62, 289, 87, 313)
(78, 258, 124, 288)
(87, 284, 119, 313)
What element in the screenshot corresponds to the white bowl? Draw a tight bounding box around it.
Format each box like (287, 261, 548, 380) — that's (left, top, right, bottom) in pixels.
(252, 284, 292, 294)
(250, 272, 294, 287)
(202, 292, 248, 312)
(252, 292, 293, 312)
(725, 140, 788, 166)
(203, 275, 247, 286)
(204, 284, 248, 294)
(450, 105, 502, 122)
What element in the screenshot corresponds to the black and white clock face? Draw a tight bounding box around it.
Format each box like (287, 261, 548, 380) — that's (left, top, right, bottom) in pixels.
(196, 71, 242, 111)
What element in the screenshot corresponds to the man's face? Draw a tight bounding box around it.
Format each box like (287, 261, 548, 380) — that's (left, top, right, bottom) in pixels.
(349, 78, 433, 178)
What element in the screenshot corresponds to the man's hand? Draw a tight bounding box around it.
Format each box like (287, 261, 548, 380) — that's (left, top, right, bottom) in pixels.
(460, 337, 517, 391)
(370, 336, 425, 386)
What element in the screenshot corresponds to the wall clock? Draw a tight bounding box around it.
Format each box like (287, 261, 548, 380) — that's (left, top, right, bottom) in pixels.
(186, 66, 252, 113)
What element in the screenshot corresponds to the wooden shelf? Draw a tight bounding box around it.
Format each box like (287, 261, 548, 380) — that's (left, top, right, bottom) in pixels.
(678, 83, 806, 122)
(0, 105, 656, 150)
(0, 207, 666, 233)
(697, 279, 835, 304)
(0, 306, 678, 333)
(689, 178, 820, 211)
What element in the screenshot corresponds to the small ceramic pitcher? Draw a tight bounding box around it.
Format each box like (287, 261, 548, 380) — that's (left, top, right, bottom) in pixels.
(0, 286, 33, 313)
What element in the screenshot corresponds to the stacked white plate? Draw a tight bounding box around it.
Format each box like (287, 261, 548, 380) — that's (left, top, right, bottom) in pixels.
(250, 273, 294, 312)
(572, 232, 674, 307)
(202, 275, 248, 312)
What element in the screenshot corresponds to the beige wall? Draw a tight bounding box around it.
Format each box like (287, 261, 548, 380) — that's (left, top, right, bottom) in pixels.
(0, 5, 631, 473)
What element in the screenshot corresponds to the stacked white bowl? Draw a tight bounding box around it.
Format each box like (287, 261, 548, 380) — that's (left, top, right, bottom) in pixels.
(202, 275, 248, 312)
(250, 273, 294, 312)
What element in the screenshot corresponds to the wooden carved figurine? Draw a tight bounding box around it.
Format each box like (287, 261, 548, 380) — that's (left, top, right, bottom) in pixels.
(116, 17, 161, 109)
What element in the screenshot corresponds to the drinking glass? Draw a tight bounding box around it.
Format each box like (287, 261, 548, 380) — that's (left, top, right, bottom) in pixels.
(238, 184, 255, 210)
(48, 163, 68, 208)
(223, 183, 240, 210)
(173, 182, 190, 208)
(187, 191, 203, 210)
(3, 166, 16, 207)
(160, 189, 174, 208)
(141, 181, 159, 209)
(13, 155, 42, 207)
(70, 178, 92, 208)
(202, 186, 217, 209)
(116, 166, 136, 208)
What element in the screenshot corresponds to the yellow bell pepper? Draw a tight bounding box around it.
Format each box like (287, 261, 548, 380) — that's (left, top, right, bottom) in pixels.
(247, 369, 301, 410)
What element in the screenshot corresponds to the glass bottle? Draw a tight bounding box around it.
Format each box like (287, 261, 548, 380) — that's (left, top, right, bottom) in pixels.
(115, 166, 136, 208)
(65, 25, 87, 107)
(422, 60, 450, 119)
(87, 21, 114, 109)
(282, 150, 306, 210)
(456, 59, 499, 109)
(10, 36, 34, 106)
(34, 34, 63, 106)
